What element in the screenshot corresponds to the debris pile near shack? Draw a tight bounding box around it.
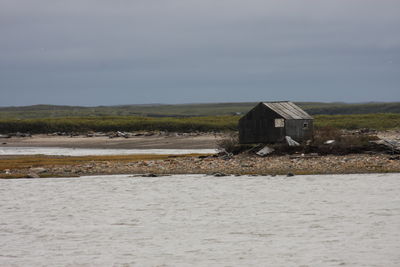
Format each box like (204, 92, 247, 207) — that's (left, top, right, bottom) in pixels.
(250, 129, 397, 156)
(370, 139, 400, 154)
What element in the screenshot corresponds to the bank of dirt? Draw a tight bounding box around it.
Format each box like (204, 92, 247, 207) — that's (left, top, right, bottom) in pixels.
(1, 153, 399, 179)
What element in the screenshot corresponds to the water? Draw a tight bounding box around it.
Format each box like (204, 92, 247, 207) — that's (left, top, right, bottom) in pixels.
(1, 173, 399, 266)
(0, 147, 218, 156)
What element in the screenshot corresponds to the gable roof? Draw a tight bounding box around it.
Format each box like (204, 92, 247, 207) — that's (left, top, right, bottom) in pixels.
(262, 101, 313, 120)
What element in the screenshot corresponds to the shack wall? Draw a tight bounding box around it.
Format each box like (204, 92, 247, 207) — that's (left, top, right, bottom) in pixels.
(239, 103, 286, 144)
(285, 119, 314, 142)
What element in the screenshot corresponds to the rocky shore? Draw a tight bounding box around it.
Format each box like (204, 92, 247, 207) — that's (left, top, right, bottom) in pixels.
(1, 130, 400, 178)
(1, 153, 400, 179)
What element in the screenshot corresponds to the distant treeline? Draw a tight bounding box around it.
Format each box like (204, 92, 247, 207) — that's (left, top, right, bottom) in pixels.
(0, 114, 399, 134)
(302, 102, 400, 115)
(1, 102, 400, 119)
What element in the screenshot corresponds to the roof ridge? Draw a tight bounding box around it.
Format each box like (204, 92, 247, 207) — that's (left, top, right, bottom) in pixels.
(262, 102, 313, 119)
(262, 101, 291, 103)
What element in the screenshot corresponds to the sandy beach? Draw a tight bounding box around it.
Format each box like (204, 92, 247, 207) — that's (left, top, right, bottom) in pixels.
(1, 130, 398, 149)
(0, 133, 222, 149)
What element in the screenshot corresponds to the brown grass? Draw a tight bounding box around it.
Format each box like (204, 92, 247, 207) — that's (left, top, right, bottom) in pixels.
(0, 153, 210, 171)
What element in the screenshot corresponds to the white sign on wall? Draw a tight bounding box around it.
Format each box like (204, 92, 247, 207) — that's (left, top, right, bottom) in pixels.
(275, 119, 285, 128)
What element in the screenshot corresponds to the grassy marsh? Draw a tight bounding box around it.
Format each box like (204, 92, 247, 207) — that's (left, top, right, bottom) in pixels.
(0, 113, 399, 134)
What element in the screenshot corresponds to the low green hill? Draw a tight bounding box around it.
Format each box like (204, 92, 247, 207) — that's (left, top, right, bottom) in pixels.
(1, 102, 400, 119)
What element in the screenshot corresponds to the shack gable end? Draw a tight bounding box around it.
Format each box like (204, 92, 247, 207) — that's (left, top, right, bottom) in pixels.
(239, 102, 283, 122)
(239, 102, 286, 144)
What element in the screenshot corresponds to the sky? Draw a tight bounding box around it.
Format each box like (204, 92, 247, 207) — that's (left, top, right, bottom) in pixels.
(0, 0, 399, 106)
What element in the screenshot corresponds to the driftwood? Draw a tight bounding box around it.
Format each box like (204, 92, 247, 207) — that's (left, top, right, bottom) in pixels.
(370, 139, 400, 154)
(285, 136, 300, 146)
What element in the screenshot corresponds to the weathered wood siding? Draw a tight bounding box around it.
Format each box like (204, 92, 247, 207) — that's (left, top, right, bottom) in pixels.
(239, 103, 286, 144)
(285, 119, 313, 141)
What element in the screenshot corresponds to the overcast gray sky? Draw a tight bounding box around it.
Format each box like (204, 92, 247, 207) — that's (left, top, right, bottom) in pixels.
(0, 0, 399, 106)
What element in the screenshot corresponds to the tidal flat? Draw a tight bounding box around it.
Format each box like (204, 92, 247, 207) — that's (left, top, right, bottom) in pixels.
(1, 173, 399, 266)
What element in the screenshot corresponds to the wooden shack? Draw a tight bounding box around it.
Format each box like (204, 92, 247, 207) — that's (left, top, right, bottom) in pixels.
(238, 101, 313, 144)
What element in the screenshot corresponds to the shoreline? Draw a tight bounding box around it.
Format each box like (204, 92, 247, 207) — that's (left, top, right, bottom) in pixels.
(1, 132, 400, 179)
(1, 153, 399, 179)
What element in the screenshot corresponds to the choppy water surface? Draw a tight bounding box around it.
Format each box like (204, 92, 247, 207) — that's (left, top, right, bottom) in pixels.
(1, 174, 399, 266)
(0, 147, 218, 156)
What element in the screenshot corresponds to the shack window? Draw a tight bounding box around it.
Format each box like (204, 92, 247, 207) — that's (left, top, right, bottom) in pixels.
(303, 123, 309, 129)
(275, 119, 284, 128)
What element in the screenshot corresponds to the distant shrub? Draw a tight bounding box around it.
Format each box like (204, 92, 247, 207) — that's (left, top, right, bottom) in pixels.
(217, 133, 239, 153)
(216, 133, 254, 154)
(312, 126, 342, 145)
(310, 126, 379, 154)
